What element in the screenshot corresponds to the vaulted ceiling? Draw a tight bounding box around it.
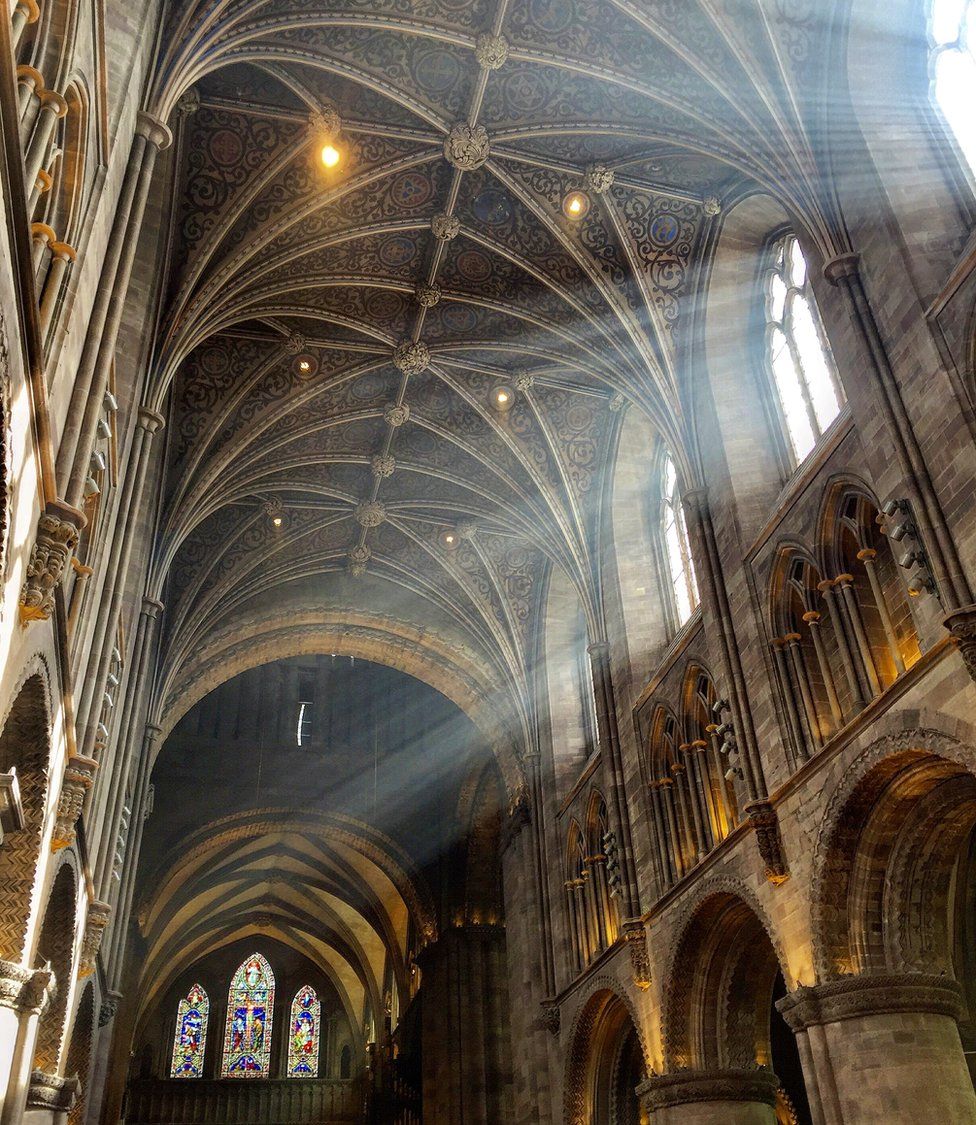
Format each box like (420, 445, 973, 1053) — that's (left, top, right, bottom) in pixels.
(144, 0, 842, 760)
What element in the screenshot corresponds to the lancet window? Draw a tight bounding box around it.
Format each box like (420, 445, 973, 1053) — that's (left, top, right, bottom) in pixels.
(170, 984, 209, 1078)
(660, 451, 698, 628)
(221, 954, 275, 1078)
(763, 234, 843, 464)
(287, 986, 320, 1077)
(929, 0, 976, 178)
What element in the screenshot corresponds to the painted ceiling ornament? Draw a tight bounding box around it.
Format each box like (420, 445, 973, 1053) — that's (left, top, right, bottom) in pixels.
(371, 454, 396, 479)
(175, 86, 200, 118)
(347, 544, 370, 577)
(475, 33, 509, 70)
(583, 162, 615, 194)
(455, 519, 478, 540)
(415, 283, 441, 308)
(309, 104, 341, 139)
(609, 391, 627, 413)
(355, 501, 386, 528)
(393, 339, 430, 376)
(283, 331, 307, 355)
(263, 497, 284, 521)
(384, 402, 410, 428)
(431, 212, 460, 241)
(513, 372, 535, 393)
(703, 195, 723, 217)
(444, 122, 490, 171)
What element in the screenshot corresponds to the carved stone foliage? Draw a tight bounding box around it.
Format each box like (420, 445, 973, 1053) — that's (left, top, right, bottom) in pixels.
(52, 755, 98, 851)
(19, 502, 86, 624)
(79, 901, 112, 978)
(744, 799, 790, 885)
(443, 122, 490, 170)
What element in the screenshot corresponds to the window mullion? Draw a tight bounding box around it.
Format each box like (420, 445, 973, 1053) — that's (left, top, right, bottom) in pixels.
(784, 291, 823, 440)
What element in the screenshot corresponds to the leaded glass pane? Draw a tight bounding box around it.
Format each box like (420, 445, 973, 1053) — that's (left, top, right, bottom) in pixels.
(931, 0, 976, 176)
(221, 954, 275, 1078)
(660, 452, 698, 627)
(287, 985, 321, 1077)
(171, 984, 208, 1078)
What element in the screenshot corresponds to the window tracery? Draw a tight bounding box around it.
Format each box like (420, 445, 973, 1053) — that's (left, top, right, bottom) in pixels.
(763, 234, 843, 464)
(930, 0, 976, 178)
(221, 954, 274, 1078)
(170, 984, 208, 1078)
(660, 451, 698, 628)
(287, 985, 320, 1077)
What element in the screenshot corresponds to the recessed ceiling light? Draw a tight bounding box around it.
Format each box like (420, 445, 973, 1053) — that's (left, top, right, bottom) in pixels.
(562, 190, 590, 220)
(272, 516, 283, 528)
(292, 353, 319, 378)
(440, 529, 459, 550)
(321, 143, 341, 168)
(491, 385, 515, 412)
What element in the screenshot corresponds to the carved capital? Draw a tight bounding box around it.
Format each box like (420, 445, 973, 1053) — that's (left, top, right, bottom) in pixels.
(26, 1070, 79, 1112)
(137, 407, 166, 434)
(51, 754, 98, 851)
(944, 605, 976, 683)
(79, 900, 112, 978)
(175, 86, 200, 118)
(623, 918, 652, 990)
(99, 990, 122, 1027)
(538, 1003, 560, 1035)
(776, 973, 965, 1031)
(142, 596, 165, 618)
(823, 251, 860, 285)
(637, 1068, 779, 1112)
(0, 961, 52, 1013)
(19, 500, 86, 624)
(744, 799, 789, 885)
(135, 111, 173, 151)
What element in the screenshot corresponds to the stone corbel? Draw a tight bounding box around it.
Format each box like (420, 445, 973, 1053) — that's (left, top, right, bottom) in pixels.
(98, 989, 122, 1027)
(538, 1003, 560, 1036)
(944, 605, 976, 683)
(622, 918, 652, 991)
(0, 960, 53, 1014)
(501, 785, 531, 852)
(51, 754, 98, 850)
(79, 900, 112, 978)
(19, 500, 87, 624)
(26, 1070, 79, 1112)
(744, 799, 789, 885)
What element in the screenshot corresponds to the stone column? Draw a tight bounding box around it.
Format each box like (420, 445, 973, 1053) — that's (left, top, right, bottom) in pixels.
(586, 641, 639, 916)
(856, 548, 905, 675)
(37, 241, 75, 336)
(648, 781, 674, 889)
(783, 633, 819, 753)
(658, 777, 684, 879)
(637, 1068, 779, 1124)
(76, 408, 165, 765)
(833, 574, 881, 698)
(678, 746, 708, 859)
(777, 973, 976, 1125)
(0, 963, 53, 1125)
(802, 611, 844, 727)
(817, 579, 865, 710)
(58, 113, 171, 508)
(23, 88, 67, 192)
(11, 0, 40, 48)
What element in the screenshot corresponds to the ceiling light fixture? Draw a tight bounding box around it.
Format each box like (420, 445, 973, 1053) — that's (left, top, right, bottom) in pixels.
(320, 143, 341, 168)
(440, 529, 459, 550)
(292, 353, 319, 379)
(491, 385, 515, 412)
(562, 189, 590, 220)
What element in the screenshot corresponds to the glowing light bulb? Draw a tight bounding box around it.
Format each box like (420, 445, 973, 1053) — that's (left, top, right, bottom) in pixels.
(272, 516, 283, 528)
(491, 384, 515, 412)
(321, 143, 341, 168)
(298, 360, 311, 373)
(496, 391, 509, 404)
(562, 189, 590, 220)
(445, 534, 455, 545)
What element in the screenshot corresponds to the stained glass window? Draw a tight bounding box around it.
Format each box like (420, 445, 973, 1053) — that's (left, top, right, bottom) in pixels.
(287, 985, 320, 1077)
(170, 983, 208, 1078)
(661, 451, 699, 627)
(930, 0, 976, 178)
(764, 234, 843, 464)
(221, 954, 275, 1078)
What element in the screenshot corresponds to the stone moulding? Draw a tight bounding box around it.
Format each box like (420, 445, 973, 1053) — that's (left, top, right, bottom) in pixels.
(636, 1068, 779, 1111)
(775, 972, 965, 1031)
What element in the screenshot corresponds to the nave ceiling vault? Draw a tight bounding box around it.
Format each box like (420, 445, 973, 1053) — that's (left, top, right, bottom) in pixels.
(142, 0, 847, 763)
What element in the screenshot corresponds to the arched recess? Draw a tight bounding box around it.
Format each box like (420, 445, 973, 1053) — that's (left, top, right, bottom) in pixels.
(32, 860, 79, 1075)
(663, 887, 810, 1123)
(697, 192, 794, 547)
(542, 564, 597, 797)
(564, 986, 649, 1125)
(608, 406, 670, 687)
(64, 980, 95, 1125)
(39, 76, 89, 244)
(0, 666, 54, 963)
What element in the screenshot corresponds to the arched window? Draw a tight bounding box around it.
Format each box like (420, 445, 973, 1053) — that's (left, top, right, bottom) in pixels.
(660, 451, 698, 627)
(171, 984, 209, 1078)
(221, 954, 274, 1077)
(764, 234, 843, 464)
(287, 985, 320, 1078)
(929, 0, 976, 178)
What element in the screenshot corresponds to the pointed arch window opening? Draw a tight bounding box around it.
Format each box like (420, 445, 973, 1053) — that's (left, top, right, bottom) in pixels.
(287, 985, 321, 1078)
(221, 954, 275, 1078)
(929, 0, 976, 179)
(171, 984, 209, 1078)
(661, 452, 699, 627)
(764, 234, 843, 465)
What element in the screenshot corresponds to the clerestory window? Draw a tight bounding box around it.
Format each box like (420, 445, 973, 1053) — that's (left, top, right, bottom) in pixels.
(929, 0, 976, 180)
(660, 451, 699, 628)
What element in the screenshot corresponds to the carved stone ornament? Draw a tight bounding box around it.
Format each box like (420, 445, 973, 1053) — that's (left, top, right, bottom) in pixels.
(99, 990, 122, 1027)
(513, 372, 534, 393)
(539, 1004, 560, 1035)
(355, 501, 386, 528)
(79, 900, 112, 978)
(475, 33, 509, 70)
(608, 391, 626, 413)
(283, 331, 307, 355)
(744, 799, 789, 885)
(416, 282, 442, 308)
(501, 785, 531, 852)
(703, 195, 722, 217)
(775, 973, 965, 1032)
(0, 961, 52, 1014)
(309, 104, 341, 139)
(26, 1070, 79, 1112)
(393, 340, 430, 376)
(637, 1068, 779, 1113)
(371, 454, 396, 479)
(384, 402, 410, 428)
(431, 212, 460, 241)
(19, 500, 86, 624)
(175, 85, 200, 117)
(51, 754, 98, 851)
(623, 918, 652, 990)
(944, 605, 976, 684)
(443, 123, 490, 170)
(583, 162, 615, 194)
(455, 519, 478, 540)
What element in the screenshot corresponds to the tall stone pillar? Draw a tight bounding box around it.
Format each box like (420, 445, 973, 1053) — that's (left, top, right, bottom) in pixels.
(0, 964, 53, 1125)
(637, 1069, 779, 1124)
(776, 973, 976, 1124)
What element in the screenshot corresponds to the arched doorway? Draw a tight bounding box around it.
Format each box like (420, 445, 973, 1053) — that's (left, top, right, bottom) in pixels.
(566, 989, 647, 1125)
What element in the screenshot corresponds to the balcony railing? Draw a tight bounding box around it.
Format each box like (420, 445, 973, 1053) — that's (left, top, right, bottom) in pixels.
(124, 1077, 362, 1123)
